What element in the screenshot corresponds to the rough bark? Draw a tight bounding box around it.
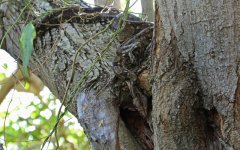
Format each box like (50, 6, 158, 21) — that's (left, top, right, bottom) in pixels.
(1, 0, 240, 149)
(153, 0, 240, 149)
(0, 1, 153, 149)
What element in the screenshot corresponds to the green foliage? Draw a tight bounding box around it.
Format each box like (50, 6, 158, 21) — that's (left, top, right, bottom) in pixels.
(19, 22, 36, 79)
(1, 1, 138, 149)
(0, 94, 89, 150)
(63, 0, 73, 3)
(0, 61, 88, 150)
(2, 64, 8, 70)
(0, 0, 32, 49)
(0, 73, 6, 80)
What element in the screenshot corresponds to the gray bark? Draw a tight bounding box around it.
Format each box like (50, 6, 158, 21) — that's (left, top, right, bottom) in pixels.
(153, 0, 240, 149)
(141, 0, 154, 22)
(1, 0, 240, 149)
(0, 0, 152, 149)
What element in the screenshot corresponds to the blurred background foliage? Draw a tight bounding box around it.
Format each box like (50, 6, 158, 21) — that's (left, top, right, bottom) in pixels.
(0, 51, 88, 150)
(0, 0, 149, 149)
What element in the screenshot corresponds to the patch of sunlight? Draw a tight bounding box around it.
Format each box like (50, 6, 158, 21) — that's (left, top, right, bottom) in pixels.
(84, 0, 94, 5)
(0, 49, 17, 77)
(40, 109, 52, 120)
(0, 49, 87, 149)
(130, 0, 142, 14)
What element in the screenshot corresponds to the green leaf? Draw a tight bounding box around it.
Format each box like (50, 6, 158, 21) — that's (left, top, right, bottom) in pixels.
(24, 81, 30, 90)
(20, 22, 36, 79)
(3, 63, 8, 70)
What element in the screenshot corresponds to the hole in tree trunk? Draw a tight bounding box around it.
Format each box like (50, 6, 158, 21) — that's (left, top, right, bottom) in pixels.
(203, 107, 226, 149)
(120, 108, 153, 150)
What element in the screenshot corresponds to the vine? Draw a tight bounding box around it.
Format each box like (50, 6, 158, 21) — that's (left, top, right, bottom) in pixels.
(40, 0, 132, 149)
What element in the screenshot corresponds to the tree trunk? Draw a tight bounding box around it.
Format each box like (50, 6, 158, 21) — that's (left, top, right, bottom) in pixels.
(1, 0, 240, 149)
(141, 0, 154, 22)
(0, 1, 152, 149)
(153, 0, 240, 149)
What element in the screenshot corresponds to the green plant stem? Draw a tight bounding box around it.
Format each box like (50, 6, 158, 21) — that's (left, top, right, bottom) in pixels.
(0, 0, 32, 49)
(41, 0, 131, 149)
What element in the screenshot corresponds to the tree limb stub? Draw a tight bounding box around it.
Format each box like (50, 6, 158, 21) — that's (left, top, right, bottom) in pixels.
(1, 1, 154, 149)
(36, 5, 153, 149)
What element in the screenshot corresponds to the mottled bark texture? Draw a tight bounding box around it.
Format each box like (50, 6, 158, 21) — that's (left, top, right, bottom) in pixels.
(153, 0, 240, 149)
(0, 1, 153, 149)
(1, 0, 240, 149)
